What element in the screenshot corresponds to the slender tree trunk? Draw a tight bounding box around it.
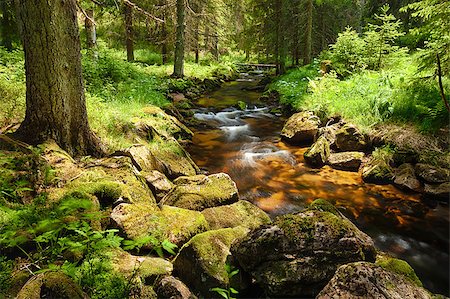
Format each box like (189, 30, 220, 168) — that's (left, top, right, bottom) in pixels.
(172, 0, 185, 78)
(212, 34, 219, 61)
(1, 0, 14, 50)
(293, 0, 300, 66)
(14, 0, 103, 157)
(124, 3, 134, 62)
(85, 9, 96, 49)
(275, 0, 281, 75)
(303, 0, 313, 65)
(160, 0, 168, 64)
(195, 26, 200, 64)
(279, 0, 287, 74)
(319, 5, 326, 52)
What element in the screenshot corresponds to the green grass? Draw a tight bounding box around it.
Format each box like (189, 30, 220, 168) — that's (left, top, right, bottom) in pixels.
(270, 55, 449, 133)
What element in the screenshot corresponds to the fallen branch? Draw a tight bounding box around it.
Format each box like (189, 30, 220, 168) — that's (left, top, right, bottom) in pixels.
(437, 53, 450, 112)
(123, 0, 165, 23)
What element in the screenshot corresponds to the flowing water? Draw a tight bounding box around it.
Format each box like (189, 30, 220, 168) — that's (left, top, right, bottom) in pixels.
(188, 76, 449, 295)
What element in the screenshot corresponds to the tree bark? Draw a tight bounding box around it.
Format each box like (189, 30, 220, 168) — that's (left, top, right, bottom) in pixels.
(303, 0, 313, 65)
(14, 0, 103, 157)
(85, 9, 97, 50)
(160, 0, 168, 64)
(124, 3, 134, 62)
(172, 0, 185, 78)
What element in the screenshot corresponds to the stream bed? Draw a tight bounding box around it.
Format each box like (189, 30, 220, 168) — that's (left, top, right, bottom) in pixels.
(187, 78, 449, 295)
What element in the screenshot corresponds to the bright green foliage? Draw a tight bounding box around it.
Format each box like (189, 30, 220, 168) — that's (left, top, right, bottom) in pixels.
(122, 235, 178, 257)
(210, 263, 240, 299)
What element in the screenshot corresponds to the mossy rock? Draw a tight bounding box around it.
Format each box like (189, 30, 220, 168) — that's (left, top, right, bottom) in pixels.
(394, 163, 422, 192)
(317, 262, 432, 299)
(155, 276, 197, 299)
(361, 156, 394, 184)
(109, 248, 173, 283)
(16, 271, 87, 299)
(173, 227, 249, 296)
(161, 173, 239, 211)
(304, 136, 330, 168)
(133, 105, 194, 140)
(281, 111, 321, 145)
(4, 270, 32, 298)
(376, 253, 423, 287)
(201, 200, 271, 230)
(335, 124, 368, 152)
(147, 139, 199, 180)
(111, 203, 208, 248)
(55, 156, 156, 205)
(232, 200, 376, 297)
(327, 151, 365, 171)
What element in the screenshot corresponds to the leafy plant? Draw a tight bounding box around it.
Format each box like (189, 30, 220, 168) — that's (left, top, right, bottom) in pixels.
(210, 263, 240, 299)
(122, 235, 178, 257)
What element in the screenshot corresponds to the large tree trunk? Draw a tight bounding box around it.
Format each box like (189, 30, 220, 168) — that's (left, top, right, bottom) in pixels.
(85, 9, 97, 50)
(124, 3, 134, 62)
(172, 0, 185, 78)
(14, 0, 103, 157)
(303, 0, 313, 65)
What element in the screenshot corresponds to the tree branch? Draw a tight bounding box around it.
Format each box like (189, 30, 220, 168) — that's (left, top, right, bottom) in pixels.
(437, 53, 450, 112)
(123, 0, 165, 23)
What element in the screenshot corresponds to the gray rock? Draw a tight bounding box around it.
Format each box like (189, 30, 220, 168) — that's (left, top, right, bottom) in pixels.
(361, 157, 394, 184)
(304, 136, 331, 168)
(424, 182, 450, 201)
(155, 276, 197, 299)
(281, 111, 321, 144)
(143, 170, 173, 201)
(232, 200, 376, 298)
(415, 163, 450, 184)
(317, 262, 432, 299)
(327, 152, 365, 171)
(394, 163, 422, 192)
(335, 124, 368, 152)
(161, 173, 239, 211)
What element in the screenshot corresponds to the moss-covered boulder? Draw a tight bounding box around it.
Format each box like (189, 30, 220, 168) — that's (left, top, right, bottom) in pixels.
(147, 139, 199, 180)
(16, 271, 87, 299)
(335, 124, 368, 152)
(281, 111, 321, 145)
(361, 156, 394, 184)
(143, 170, 174, 201)
(232, 200, 376, 298)
(394, 163, 422, 192)
(109, 248, 173, 283)
(327, 152, 365, 171)
(161, 173, 239, 211)
(304, 136, 330, 168)
(60, 157, 156, 205)
(317, 262, 432, 299)
(173, 227, 249, 296)
(415, 163, 450, 184)
(201, 200, 271, 230)
(155, 276, 198, 299)
(111, 203, 208, 248)
(133, 105, 194, 140)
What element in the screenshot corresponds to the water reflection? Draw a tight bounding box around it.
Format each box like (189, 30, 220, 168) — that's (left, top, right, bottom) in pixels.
(189, 81, 449, 295)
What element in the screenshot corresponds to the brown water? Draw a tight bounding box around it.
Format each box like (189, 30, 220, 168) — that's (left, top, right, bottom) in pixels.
(188, 79, 450, 295)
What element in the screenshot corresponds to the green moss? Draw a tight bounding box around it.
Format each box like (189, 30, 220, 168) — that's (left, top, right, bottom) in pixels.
(307, 199, 339, 215)
(376, 254, 423, 287)
(202, 200, 271, 230)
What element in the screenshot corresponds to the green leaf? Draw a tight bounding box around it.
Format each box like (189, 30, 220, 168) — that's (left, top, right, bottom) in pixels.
(210, 288, 229, 299)
(229, 287, 239, 294)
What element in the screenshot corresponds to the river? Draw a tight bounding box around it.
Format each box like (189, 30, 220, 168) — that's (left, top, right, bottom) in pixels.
(187, 76, 449, 295)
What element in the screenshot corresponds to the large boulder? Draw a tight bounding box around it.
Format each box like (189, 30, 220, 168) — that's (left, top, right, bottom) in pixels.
(317, 122, 342, 148)
(335, 124, 368, 152)
(304, 136, 330, 168)
(394, 163, 422, 192)
(317, 262, 432, 299)
(173, 227, 249, 296)
(327, 152, 365, 171)
(424, 182, 450, 201)
(161, 173, 239, 211)
(110, 248, 173, 283)
(415, 163, 450, 184)
(147, 139, 200, 180)
(155, 276, 198, 299)
(361, 157, 394, 184)
(281, 111, 321, 145)
(16, 271, 87, 299)
(232, 200, 376, 297)
(111, 203, 208, 248)
(201, 200, 271, 230)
